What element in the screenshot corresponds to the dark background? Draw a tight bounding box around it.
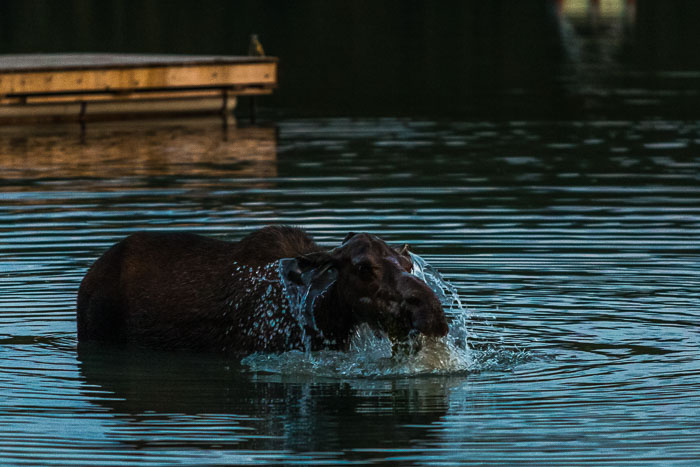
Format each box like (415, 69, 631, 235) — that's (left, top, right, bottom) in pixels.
(2, 0, 700, 118)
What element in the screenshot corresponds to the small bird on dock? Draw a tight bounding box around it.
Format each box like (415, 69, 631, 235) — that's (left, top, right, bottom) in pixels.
(248, 34, 265, 57)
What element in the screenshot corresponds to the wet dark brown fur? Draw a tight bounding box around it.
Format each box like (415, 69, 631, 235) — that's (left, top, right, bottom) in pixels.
(77, 226, 448, 354)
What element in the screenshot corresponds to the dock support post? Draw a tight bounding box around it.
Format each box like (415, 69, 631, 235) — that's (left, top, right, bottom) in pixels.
(220, 89, 229, 129)
(249, 97, 257, 124)
(79, 101, 87, 137)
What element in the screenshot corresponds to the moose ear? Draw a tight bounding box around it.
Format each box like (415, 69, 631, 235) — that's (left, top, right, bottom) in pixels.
(280, 253, 338, 320)
(281, 258, 305, 285)
(396, 243, 411, 256)
(342, 232, 356, 244)
(296, 251, 329, 270)
(281, 252, 335, 287)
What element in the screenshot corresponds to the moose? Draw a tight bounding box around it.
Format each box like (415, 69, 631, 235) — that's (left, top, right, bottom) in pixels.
(77, 225, 449, 354)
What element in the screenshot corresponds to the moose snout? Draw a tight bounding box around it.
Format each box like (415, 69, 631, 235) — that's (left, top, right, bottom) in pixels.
(399, 274, 449, 337)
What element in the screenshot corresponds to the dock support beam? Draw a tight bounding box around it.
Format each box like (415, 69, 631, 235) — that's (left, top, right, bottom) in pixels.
(220, 89, 230, 129)
(79, 101, 87, 136)
(249, 97, 257, 124)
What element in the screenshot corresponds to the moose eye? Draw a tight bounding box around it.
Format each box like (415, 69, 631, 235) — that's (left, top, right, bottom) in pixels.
(355, 262, 375, 280)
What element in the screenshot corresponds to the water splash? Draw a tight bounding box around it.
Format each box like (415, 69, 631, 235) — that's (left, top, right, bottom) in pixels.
(245, 254, 485, 376)
(278, 258, 336, 351)
(243, 323, 493, 377)
(225, 261, 310, 353)
(241, 253, 529, 376)
(225, 258, 337, 353)
(409, 251, 470, 348)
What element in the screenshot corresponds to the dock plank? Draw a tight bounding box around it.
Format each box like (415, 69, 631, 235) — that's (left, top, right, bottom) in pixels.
(0, 54, 277, 96)
(0, 54, 278, 122)
(0, 54, 276, 73)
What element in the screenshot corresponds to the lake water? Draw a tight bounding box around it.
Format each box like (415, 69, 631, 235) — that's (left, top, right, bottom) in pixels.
(1, 117, 699, 465)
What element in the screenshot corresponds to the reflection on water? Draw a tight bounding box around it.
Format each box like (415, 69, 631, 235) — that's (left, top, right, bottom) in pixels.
(76, 344, 454, 461)
(1, 117, 699, 464)
(0, 119, 277, 184)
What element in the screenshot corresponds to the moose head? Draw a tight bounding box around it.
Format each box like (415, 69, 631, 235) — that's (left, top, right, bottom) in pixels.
(283, 232, 449, 345)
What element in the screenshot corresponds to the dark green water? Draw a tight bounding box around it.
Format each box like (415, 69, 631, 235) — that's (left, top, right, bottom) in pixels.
(4, 0, 700, 118)
(1, 117, 699, 464)
(2, 1, 700, 463)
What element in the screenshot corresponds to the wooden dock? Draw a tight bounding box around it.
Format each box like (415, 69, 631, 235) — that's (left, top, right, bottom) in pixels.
(0, 54, 277, 123)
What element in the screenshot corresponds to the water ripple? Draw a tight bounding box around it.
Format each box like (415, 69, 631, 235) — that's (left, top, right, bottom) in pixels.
(1, 119, 699, 464)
